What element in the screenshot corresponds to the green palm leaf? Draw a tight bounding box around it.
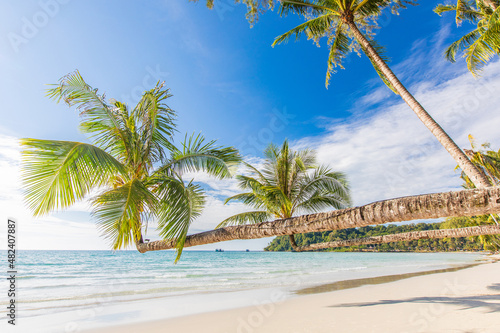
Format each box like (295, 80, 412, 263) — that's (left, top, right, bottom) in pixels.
(295, 168, 351, 206)
(166, 133, 241, 179)
(155, 178, 206, 262)
(20, 139, 125, 216)
(272, 14, 334, 47)
(92, 179, 157, 250)
(279, 0, 340, 16)
(217, 211, 273, 228)
(360, 40, 398, 93)
(436, 0, 500, 74)
(46, 70, 129, 156)
(325, 21, 350, 88)
(224, 192, 267, 209)
(295, 193, 350, 212)
(445, 28, 482, 63)
(134, 82, 177, 164)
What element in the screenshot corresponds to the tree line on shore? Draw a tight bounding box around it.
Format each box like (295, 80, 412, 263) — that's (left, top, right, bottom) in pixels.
(265, 215, 499, 252)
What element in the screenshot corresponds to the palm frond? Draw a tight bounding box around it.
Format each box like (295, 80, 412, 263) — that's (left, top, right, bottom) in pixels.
(293, 166, 351, 208)
(360, 39, 398, 93)
(445, 28, 482, 63)
(217, 211, 273, 228)
(20, 139, 125, 216)
(134, 82, 177, 165)
(155, 177, 206, 262)
(436, 0, 500, 74)
(262, 184, 292, 212)
(241, 161, 272, 186)
(355, 0, 389, 17)
(279, 0, 339, 17)
(92, 179, 157, 250)
(295, 193, 350, 213)
(235, 175, 268, 192)
(224, 192, 267, 209)
(325, 21, 350, 88)
(465, 31, 496, 75)
(166, 133, 241, 179)
(46, 70, 128, 155)
(272, 13, 334, 47)
(434, 4, 458, 16)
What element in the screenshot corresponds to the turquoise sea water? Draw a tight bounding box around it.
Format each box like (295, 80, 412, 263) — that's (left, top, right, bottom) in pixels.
(0, 250, 484, 332)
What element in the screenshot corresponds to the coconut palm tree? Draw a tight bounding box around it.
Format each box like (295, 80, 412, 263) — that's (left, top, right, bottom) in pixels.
(216, 140, 351, 250)
(20, 71, 241, 261)
(135, 187, 500, 252)
(435, 0, 500, 76)
(271, 0, 491, 189)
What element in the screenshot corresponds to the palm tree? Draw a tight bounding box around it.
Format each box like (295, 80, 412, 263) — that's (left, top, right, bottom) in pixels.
(435, 0, 500, 76)
(216, 140, 351, 250)
(21, 71, 241, 261)
(271, 0, 491, 188)
(136, 187, 500, 252)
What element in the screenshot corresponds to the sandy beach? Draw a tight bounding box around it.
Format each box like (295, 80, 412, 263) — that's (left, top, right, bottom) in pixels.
(84, 255, 500, 333)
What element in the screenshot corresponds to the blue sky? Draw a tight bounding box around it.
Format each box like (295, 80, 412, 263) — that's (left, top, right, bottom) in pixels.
(0, 0, 499, 252)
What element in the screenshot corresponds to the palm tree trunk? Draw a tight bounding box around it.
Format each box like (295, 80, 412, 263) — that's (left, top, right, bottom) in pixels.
(293, 225, 500, 251)
(345, 20, 491, 189)
(136, 187, 500, 253)
(289, 234, 301, 252)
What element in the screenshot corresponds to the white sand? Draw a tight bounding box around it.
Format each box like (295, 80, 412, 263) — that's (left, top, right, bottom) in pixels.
(86, 256, 500, 333)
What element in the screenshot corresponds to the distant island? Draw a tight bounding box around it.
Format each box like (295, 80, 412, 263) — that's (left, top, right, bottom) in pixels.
(265, 221, 486, 252)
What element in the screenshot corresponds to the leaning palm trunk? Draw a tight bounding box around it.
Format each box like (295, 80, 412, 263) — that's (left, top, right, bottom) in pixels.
(292, 225, 500, 251)
(346, 20, 491, 189)
(136, 187, 500, 253)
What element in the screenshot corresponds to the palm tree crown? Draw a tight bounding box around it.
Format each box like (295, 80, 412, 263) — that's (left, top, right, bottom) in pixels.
(21, 71, 241, 261)
(218, 140, 351, 229)
(435, 0, 500, 75)
(272, 0, 415, 88)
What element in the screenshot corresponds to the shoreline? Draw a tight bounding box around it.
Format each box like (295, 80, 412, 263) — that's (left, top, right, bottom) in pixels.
(83, 254, 500, 333)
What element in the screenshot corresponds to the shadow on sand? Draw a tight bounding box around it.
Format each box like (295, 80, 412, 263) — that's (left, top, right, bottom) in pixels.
(328, 283, 500, 313)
